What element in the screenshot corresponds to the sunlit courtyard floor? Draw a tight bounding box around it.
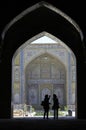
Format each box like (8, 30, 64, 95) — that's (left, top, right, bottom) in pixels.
(13, 110, 75, 119)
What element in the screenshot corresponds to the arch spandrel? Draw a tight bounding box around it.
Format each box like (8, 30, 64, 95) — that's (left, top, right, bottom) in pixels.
(12, 32, 76, 68)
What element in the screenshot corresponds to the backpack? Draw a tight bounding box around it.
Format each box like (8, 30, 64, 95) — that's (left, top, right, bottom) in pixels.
(41, 101, 45, 106)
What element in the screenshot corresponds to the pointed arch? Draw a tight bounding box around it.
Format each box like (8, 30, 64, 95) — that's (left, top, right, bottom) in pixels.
(1, 1, 83, 41)
(0, 1, 85, 119)
(12, 31, 77, 117)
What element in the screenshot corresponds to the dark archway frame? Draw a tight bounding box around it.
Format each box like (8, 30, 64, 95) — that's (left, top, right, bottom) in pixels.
(0, 1, 86, 119)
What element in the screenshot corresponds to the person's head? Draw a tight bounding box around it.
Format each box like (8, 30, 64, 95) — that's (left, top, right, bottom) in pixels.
(45, 94, 48, 98)
(53, 94, 57, 98)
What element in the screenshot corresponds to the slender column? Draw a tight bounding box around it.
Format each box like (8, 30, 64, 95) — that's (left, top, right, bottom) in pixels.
(20, 50, 25, 104)
(67, 53, 72, 107)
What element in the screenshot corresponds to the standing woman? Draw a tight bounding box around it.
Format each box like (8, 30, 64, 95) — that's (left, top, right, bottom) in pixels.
(52, 94, 59, 119)
(41, 94, 51, 119)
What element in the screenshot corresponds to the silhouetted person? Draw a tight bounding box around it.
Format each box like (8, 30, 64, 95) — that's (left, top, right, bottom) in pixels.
(52, 94, 59, 119)
(41, 94, 51, 119)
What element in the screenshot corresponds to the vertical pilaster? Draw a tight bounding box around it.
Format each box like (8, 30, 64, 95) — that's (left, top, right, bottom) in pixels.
(67, 53, 72, 108)
(20, 49, 25, 104)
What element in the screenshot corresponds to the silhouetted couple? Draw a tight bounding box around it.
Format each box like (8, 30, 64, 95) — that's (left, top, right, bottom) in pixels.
(41, 94, 59, 119)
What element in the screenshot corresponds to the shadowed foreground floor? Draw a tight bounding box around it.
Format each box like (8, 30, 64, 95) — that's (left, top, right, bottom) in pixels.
(0, 117, 86, 129)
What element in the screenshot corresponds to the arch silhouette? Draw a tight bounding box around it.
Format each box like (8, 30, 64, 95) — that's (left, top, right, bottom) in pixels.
(0, 1, 85, 119)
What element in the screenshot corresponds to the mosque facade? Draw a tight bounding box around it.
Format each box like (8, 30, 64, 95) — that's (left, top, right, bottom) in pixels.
(12, 33, 76, 110)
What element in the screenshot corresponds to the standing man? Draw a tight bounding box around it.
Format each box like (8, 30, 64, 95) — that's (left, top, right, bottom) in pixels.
(52, 94, 59, 119)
